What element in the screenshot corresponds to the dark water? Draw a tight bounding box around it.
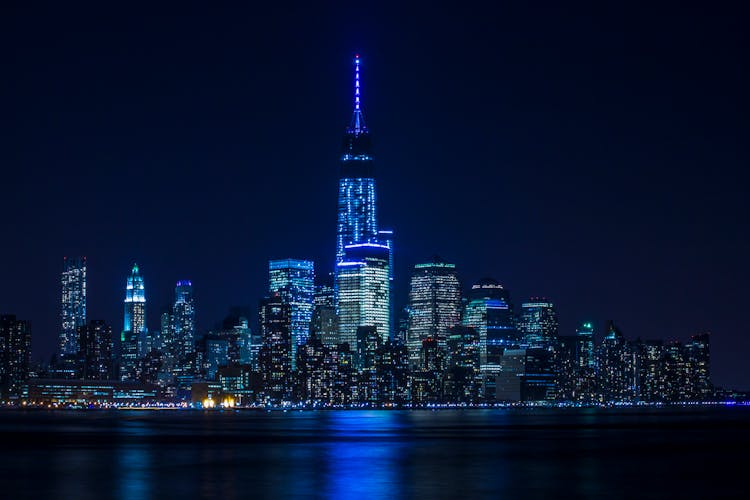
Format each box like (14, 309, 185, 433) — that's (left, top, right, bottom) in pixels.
(0, 407, 747, 499)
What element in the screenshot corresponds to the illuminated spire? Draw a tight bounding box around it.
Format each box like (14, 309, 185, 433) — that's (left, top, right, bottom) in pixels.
(349, 53, 367, 135)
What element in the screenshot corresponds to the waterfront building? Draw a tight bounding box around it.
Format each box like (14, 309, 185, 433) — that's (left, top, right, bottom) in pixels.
(77, 320, 113, 380)
(259, 294, 292, 404)
(374, 340, 410, 404)
(496, 348, 556, 402)
(0, 315, 31, 400)
(685, 333, 712, 400)
(595, 321, 637, 403)
(575, 321, 597, 401)
(444, 326, 482, 403)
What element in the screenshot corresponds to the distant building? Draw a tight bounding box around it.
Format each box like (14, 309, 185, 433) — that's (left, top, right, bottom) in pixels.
(120, 263, 146, 381)
(335, 55, 379, 267)
(595, 321, 636, 403)
(336, 243, 390, 347)
(0, 315, 31, 400)
(259, 294, 292, 404)
(444, 326, 482, 403)
(268, 259, 314, 368)
(312, 279, 338, 347)
(496, 348, 556, 402)
(518, 299, 558, 349)
(685, 333, 712, 400)
(172, 280, 195, 377)
(406, 257, 461, 367)
(60, 256, 86, 356)
(462, 278, 519, 365)
(78, 320, 113, 380)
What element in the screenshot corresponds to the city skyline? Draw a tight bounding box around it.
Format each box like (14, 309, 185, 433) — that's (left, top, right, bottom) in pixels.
(1, 4, 748, 391)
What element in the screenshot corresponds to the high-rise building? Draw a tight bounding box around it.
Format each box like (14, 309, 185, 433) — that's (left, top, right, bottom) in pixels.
(120, 263, 146, 381)
(0, 315, 31, 400)
(378, 229, 395, 337)
(518, 298, 558, 349)
(336, 243, 390, 348)
(268, 259, 314, 368)
(312, 278, 338, 347)
(259, 294, 292, 404)
(462, 279, 519, 365)
(60, 256, 86, 356)
(335, 54, 379, 267)
(172, 280, 196, 388)
(173, 281, 195, 358)
(78, 320, 113, 380)
(595, 321, 636, 403)
(406, 257, 461, 366)
(685, 333, 712, 400)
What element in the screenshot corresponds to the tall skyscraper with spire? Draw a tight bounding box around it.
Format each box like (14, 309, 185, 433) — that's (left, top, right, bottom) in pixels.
(121, 263, 146, 381)
(334, 54, 393, 340)
(336, 54, 379, 265)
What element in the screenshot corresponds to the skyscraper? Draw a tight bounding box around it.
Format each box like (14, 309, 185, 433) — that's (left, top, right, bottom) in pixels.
(336, 243, 391, 347)
(60, 256, 86, 356)
(78, 320, 113, 380)
(336, 54, 379, 266)
(312, 278, 338, 347)
(0, 315, 31, 400)
(172, 280, 196, 388)
(518, 298, 558, 349)
(462, 278, 519, 365)
(259, 294, 292, 404)
(121, 263, 146, 381)
(268, 259, 314, 368)
(406, 257, 462, 366)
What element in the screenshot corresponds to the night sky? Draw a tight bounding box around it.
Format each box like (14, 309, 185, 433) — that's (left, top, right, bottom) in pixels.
(2, 3, 748, 389)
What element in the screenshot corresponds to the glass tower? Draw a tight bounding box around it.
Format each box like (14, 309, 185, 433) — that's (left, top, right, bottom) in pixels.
(173, 280, 195, 360)
(518, 298, 559, 349)
(336, 54, 379, 266)
(268, 259, 315, 369)
(336, 243, 391, 347)
(406, 257, 462, 367)
(60, 256, 86, 356)
(462, 278, 519, 365)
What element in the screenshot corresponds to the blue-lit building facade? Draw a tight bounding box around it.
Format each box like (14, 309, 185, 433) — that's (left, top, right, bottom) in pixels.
(518, 298, 558, 349)
(268, 259, 315, 369)
(335, 55, 379, 267)
(120, 263, 146, 381)
(336, 243, 391, 350)
(462, 279, 519, 366)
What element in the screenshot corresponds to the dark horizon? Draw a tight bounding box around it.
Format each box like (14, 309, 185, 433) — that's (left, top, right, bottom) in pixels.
(1, 3, 748, 389)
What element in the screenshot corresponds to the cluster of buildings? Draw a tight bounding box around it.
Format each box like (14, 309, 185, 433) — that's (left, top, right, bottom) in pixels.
(0, 55, 733, 407)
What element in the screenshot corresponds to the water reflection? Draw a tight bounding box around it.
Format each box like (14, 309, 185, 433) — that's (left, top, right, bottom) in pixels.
(0, 408, 747, 498)
(323, 412, 404, 498)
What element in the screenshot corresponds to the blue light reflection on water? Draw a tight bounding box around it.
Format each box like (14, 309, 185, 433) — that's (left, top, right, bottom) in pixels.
(323, 411, 404, 498)
(0, 407, 748, 499)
